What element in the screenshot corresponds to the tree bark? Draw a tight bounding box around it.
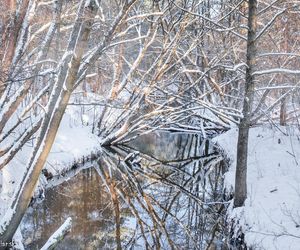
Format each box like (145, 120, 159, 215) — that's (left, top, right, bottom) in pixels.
(234, 0, 257, 208)
(0, 1, 98, 244)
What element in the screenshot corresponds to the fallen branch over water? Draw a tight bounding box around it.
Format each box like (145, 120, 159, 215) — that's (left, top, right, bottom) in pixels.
(40, 217, 72, 250)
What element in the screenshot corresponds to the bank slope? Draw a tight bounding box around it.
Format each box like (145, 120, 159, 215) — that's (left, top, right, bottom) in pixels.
(215, 126, 300, 249)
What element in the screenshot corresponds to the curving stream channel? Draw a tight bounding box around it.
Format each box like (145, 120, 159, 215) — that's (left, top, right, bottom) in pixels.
(21, 131, 230, 249)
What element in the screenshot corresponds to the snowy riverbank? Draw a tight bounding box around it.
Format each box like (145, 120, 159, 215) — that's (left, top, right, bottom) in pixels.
(2, 117, 300, 249)
(0, 107, 100, 215)
(215, 126, 300, 249)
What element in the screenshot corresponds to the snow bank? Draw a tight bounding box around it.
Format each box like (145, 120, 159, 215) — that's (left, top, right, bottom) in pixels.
(45, 111, 100, 175)
(0, 107, 100, 215)
(214, 126, 300, 249)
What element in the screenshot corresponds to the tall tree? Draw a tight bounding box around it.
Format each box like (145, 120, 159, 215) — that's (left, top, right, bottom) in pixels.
(234, 0, 258, 208)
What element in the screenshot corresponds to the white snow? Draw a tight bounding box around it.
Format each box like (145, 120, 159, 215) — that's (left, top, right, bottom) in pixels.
(45, 112, 99, 172)
(214, 126, 300, 249)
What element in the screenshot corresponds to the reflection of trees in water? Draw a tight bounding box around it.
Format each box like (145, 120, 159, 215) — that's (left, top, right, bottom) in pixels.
(21, 168, 131, 250)
(21, 133, 229, 249)
(97, 133, 229, 249)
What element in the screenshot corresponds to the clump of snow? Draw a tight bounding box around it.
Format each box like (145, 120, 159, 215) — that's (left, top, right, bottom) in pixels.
(214, 126, 300, 249)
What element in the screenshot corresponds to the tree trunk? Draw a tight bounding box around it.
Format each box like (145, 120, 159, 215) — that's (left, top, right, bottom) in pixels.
(234, 0, 258, 208)
(0, 1, 98, 244)
(280, 97, 287, 126)
(279, 11, 289, 126)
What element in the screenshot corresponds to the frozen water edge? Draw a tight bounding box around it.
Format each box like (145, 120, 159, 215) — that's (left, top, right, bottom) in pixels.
(0, 107, 101, 238)
(214, 126, 300, 249)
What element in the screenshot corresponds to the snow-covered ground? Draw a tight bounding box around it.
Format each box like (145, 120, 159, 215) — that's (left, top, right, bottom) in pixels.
(215, 126, 300, 249)
(0, 106, 100, 217)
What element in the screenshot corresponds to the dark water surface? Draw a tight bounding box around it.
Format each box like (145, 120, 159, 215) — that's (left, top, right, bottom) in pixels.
(21, 132, 228, 249)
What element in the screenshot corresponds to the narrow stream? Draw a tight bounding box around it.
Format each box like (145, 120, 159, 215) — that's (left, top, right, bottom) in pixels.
(21, 131, 229, 249)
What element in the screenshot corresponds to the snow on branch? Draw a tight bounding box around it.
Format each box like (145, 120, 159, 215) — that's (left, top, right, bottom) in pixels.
(107, 35, 149, 48)
(40, 217, 72, 250)
(252, 68, 300, 76)
(257, 52, 300, 58)
(255, 8, 286, 41)
(256, 85, 300, 91)
(126, 12, 163, 22)
(173, 2, 247, 41)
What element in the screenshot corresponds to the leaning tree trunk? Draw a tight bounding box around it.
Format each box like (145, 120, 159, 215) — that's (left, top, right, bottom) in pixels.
(234, 0, 258, 208)
(0, 1, 98, 244)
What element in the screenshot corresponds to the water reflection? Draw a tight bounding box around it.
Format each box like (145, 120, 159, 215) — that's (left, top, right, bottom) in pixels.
(126, 131, 211, 161)
(21, 168, 133, 250)
(21, 132, 229, 249)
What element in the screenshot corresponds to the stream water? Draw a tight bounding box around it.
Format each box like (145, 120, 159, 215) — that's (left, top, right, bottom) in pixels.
(21, 131, 229, 249)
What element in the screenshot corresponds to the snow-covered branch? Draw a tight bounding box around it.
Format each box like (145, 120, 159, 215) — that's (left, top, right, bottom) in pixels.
(253, 68, 300, 76)
(40, 217, 72, 250)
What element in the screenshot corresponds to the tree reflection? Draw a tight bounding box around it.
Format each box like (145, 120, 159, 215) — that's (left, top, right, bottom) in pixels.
(21, 132, 229, 249)
(96, 132, 229, 249)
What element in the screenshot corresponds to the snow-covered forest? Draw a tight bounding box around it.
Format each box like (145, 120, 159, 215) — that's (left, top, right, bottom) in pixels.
(0, 0, 300, 249)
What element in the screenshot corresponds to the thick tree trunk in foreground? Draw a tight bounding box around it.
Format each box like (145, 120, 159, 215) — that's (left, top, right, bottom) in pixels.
(0, 1, 97, 244)
(234, 0, 257, 208)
